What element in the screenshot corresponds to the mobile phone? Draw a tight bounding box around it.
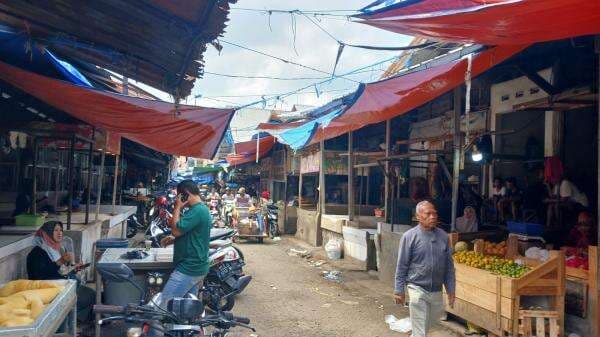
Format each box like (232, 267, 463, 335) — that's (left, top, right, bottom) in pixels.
(180, 193, 189, 202)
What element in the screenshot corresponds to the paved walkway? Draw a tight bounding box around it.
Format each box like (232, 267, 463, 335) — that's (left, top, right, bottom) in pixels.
(225, 236, 459, 337)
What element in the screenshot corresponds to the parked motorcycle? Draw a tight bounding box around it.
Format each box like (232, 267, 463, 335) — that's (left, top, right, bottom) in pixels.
(126, 214, 143, 239)
(265, 202, 279, 237)
(203, 230, 251, 311)
(95, 264, 253, 337)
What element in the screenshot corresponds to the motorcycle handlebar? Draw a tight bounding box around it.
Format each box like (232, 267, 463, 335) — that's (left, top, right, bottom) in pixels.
(93, 305, 125, 314)
(233, 316, 250, 325)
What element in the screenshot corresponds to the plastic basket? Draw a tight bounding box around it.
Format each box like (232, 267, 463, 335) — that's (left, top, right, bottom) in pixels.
(14, 214, 45, 226)
(507, 221, 544, 236)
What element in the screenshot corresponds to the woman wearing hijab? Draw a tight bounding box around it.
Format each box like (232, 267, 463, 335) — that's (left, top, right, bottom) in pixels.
(26, 221, 96, 324)
(456, 206, 479, 233)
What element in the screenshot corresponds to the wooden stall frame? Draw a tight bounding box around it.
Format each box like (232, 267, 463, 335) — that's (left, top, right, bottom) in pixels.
(447, 232, 565, 336)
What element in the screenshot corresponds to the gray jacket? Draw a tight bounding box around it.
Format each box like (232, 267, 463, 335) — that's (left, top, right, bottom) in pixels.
(394, 225, 455, 294)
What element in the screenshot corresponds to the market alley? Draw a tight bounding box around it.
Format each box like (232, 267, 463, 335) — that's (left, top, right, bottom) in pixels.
(226, 237, 457, 337)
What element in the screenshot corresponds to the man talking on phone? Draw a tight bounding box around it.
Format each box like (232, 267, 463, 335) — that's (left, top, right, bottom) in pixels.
(158, 179, 211, 309)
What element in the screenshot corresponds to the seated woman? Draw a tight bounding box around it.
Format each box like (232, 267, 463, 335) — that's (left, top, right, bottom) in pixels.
(26, 221, 95, 323)
(456, 206, 479, 233)
(566, 211, 597, 250)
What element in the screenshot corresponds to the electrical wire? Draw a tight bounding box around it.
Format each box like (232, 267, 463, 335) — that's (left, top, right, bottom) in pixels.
(219, 39, 361, 83)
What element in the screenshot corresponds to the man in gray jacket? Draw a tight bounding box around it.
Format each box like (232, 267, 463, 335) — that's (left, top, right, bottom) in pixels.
(394, 200, 455, 337)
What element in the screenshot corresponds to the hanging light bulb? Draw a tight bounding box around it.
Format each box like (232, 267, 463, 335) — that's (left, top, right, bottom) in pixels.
(471, 144, 483, 162)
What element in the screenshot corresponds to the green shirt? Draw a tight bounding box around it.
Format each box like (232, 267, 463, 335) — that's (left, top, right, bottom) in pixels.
(173, 203, 211, 276)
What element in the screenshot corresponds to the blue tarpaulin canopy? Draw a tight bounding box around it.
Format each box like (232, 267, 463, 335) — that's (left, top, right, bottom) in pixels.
(277, 108, 345, 150)
(0, 24, 91, 87)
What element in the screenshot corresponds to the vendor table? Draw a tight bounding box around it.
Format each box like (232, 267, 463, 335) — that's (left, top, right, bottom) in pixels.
(94, 248, 173, 337)
(0, 279, 77, 337)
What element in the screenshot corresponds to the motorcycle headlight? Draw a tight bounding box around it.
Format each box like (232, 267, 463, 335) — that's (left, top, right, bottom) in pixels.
(148, 277, 156, 285)
(156, 277, 163, 285)
(127, 327, 142, 337)
(149, 208, 155, 216)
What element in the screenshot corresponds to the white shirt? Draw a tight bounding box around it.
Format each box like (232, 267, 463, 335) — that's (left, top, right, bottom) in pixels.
(491, 186, 506, 198)
(554, 180, 589, 207)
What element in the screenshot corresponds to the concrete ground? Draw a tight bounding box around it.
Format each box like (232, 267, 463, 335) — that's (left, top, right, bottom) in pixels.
(224, 236, 460, 337)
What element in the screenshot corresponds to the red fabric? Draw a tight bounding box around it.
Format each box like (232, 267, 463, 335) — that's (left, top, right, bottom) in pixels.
(544, 156, 564, 185)
(0, 61, 234, 158)
(308, 44, 525, 144)
(261, 190, 270, 199)
(358, 0, 600, 45)
(226, 136, 276, 166)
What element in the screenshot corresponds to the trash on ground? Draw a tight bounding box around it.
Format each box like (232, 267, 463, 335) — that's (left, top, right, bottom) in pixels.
(339, 300, 359, 305)
(321, 303, 332, 308)
(384, 315, 412, 333)
(272, 236, 282, 242)
(288, 248, 311, 258)
(309, 260, 327, 267)
(322, 270, 342, 283)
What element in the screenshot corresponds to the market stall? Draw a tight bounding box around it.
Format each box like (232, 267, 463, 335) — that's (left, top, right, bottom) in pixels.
(0, 279, 77, 337)
(449, 233, 565, 337)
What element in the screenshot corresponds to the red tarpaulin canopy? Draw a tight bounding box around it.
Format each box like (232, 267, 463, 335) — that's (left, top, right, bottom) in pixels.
(0, 61, 234, 158)
(357, 0, 600, 45)
(308, 44, 525, 144)
(226, 136, 276, 166)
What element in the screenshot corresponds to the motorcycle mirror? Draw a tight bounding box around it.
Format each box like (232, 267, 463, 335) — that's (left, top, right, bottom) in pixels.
(97, 263, 146, 304)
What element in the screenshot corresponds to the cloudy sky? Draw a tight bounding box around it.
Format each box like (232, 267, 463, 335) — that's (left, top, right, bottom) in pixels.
(185, 0, 411, 110)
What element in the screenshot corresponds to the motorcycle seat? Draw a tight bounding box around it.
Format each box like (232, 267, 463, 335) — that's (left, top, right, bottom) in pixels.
(209, 239, 231, 249)
(210, 228, 234, 241)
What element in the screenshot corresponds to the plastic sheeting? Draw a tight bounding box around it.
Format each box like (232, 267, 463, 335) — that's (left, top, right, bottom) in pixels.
(357, 0, 600, 45)
(226, 136, 276, 166)
(0, 61, 234, 158)
(277, 108, 345, 150)
(308, 44, 526, 145)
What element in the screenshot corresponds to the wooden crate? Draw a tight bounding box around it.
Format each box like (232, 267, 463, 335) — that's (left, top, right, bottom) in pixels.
(519, 310, 560, 337)
(447, 233, 565, 337)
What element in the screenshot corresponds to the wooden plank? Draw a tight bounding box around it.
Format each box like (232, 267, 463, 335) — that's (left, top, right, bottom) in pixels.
(507, 234, 519, 259)
(549, 317, 559, 337)
(518, 286, 559, 296)
(446, 297, 509, 336)
(455, 281, 514, 318)
(474, 239, 484, 254)
(519, 310, 558, 318)
(589, 246, 598, 337)
(496, 277, 502, 329)
(512, 296, 520, 337)
(515, 255, 558, 291)
(556, 250, 565, 337)
(522, 317, 532, 337)
(565, 266, 589, 280)
(455, 263, 514, 297)
(536, 317, 545, 337)
(527, 278, 558, 287)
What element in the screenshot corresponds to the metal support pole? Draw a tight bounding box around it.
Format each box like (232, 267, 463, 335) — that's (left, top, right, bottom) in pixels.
(111, 154, 120, 215)
(595, 35, 600, 337)
(366, 167, 371, 205)
(319, 140, 326, 215)
(67, 135, 75, 230)
(348, 131, 355, 221)
(85, 130, 95, 224)
(54, 152, 60, 209)
(298, 173, 303, 209)
(384, 119, 391, 223)
(32, 137, 38, 215)
(95, 151, 105, 221)
(451, 87, 462, 231)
